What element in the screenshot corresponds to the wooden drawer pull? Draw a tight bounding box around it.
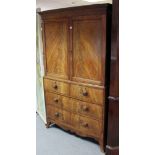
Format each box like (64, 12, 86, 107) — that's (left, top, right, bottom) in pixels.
(82, 105, 89, 111)
(81, 122, 89, 128)
(53, 82, 58, 89)
(81, 88, 88, 96)
(54, 112, 60, 117)
(54, 98, 59, 103)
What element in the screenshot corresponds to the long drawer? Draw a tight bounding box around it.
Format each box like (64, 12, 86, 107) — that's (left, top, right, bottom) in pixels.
(46, 105, 101, 137)
(45, 92, 103, 120)
(44, 78, 105, 105)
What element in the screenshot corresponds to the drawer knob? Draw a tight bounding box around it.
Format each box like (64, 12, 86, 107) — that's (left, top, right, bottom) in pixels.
(82, 88, 88, 96)
(82, 105, 89, 111)
(53, 83, 58, 89)
(55, 112, 60, 117)
(54, 98, 59, 103)
(81, 122, 88, 128)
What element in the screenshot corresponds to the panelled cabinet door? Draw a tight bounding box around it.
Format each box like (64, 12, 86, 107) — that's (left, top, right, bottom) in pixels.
(71, 15, 106, 85)
(44, 19, 69, 79)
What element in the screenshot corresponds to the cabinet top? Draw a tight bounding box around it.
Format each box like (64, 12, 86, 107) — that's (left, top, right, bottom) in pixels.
(39, 4, 112, 20)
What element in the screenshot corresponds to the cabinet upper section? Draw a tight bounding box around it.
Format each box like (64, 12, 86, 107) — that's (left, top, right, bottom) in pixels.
(39, 4, 111, 20)
(39, 4, 112, 86)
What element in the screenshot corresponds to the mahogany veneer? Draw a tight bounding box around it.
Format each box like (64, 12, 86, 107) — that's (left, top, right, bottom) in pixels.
(39, 4, 112, 152)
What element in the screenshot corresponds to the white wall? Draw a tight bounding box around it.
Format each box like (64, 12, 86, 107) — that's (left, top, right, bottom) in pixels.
(36, 0, 112, 11)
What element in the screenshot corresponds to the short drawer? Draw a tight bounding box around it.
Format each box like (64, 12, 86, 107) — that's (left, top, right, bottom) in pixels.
(47, 106, 71, 124)
(78, 101, 103, 120)
(45, 92, 73, 111)
(69, 99, 103, 119)
(45, 92, 63, 108)
(46, 106, 63, 121)
(79, 116, 101, 137)
(44, 78, 69, 95)
(70, 84, 105, 105)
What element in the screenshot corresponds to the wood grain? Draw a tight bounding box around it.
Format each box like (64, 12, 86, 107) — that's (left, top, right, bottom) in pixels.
(44, 78, 69, 95)
(40, 4, 112, 152)
(44, 19, 69, 79)
(47, 106, 63, 121)
(45, 92, 63, 108)
(72, 15, 105, 85)
(78, 100, 103, 120)
(47, 104, 101, 137)
(70, 83, 105, 105)
(79, 116, 101, 137)
(45, 92, 103, 120)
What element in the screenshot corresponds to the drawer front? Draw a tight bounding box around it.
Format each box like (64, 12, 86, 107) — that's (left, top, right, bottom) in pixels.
(78, 101, 103, 120)
(47, 105, 71, 124)
(70, 84, 104, 105)
(69, 99, 103, 119)
(45, 92, 73, 110)
(44, 78, 69, 95)
(69, 98, 79, 113)
(79, 116, 101, 136)
(45, 92, 75, 112)
(45, 92, 62, 108)
(46, 92, 103, 120)
(47, 106, 63, 121)
(61, 97, 72, 111)
(47, 105, 101, 136)
(71, 113, 79, 128)
(62, 110, 71, 124)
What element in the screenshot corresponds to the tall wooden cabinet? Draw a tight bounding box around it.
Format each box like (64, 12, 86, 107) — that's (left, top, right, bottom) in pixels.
(39, 4, 112, 151)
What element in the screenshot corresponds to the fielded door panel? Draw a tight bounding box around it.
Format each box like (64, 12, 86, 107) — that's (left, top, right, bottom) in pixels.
(71, 15, 106, 85)
(44, 19, 69, 79)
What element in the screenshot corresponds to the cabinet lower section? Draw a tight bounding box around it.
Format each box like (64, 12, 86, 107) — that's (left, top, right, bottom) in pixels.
(46, 106, 104, 151)
(44, 78, 105, 151)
